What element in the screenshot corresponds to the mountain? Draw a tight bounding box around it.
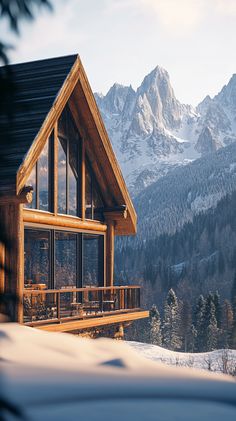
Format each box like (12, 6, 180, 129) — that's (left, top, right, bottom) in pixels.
(95, 68, 236, 196)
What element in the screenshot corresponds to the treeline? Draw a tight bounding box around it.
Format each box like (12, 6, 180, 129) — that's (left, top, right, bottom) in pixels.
(116, 189, 236, 305)
(131, 283, 236, 353)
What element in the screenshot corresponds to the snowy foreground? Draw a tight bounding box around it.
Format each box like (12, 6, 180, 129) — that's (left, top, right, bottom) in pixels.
(1, 324, 236, 421)
(127, 342, 236, 374)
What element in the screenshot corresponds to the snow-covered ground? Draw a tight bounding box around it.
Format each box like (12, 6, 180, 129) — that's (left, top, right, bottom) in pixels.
(127, 342, 236, 374)
(1, 324, 236, 420)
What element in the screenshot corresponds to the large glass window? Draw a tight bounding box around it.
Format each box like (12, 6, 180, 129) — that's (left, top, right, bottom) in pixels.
(24, 228, 104, 290)
(38, 139, 49, 211)
(25, 165, 36, 209)
(24, 137, 50, 211)
(85, 162, 104, 221)
(58, 107, 80, 216)
(24, 229, 50, 288)
(58, 138, 67, 214)
(55, 231, 77, 289)
(83, 234, 104, 287)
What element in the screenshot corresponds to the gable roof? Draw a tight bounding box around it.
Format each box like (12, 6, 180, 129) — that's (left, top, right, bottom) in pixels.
(0, 54, 136, 235)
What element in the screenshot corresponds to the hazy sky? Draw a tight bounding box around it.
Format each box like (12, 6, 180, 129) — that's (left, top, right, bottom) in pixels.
(4, 0, 236, 105)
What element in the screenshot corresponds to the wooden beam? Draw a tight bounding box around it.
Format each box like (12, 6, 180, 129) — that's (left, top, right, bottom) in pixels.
(103, 209, 127, 221)
(23, 209, 107, 233)
(4, 204, 24, 322)
(81, 137, 85, 220)
(106, 220, 115, 287)
(36, 310, 150, 332)
(53, 124, 58, 214)
(0, 186, 33, 205)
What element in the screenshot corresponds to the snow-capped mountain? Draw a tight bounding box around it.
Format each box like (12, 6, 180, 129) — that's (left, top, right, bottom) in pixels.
(95, 68, 236, 196)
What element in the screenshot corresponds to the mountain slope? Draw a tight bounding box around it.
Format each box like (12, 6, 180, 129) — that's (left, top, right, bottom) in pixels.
(96, 68, 236, 196)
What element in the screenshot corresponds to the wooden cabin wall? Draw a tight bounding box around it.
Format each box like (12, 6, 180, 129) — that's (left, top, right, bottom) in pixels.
(0, 203, 24, 322)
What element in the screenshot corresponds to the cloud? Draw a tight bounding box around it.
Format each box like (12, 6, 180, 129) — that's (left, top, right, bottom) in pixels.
(215, 0, 236, 16)
(138, 0, 206, 32)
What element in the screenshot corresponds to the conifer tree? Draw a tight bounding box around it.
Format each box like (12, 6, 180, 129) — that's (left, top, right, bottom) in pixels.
(231, 297, 236, 349)
(149, 304, 162, 346)
(162, 289, 182, 351)
(193, 295, 206, 352)
(203, 294, 218, 351)
(231, 272, 236, 306)
(221, 299, 233, 348)
(213, 291, 222, 329)
(180, 300, 192, 352)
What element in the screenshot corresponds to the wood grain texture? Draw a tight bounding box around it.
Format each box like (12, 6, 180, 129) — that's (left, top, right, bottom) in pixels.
(23, 209, 107, 232)
(36, 310, 149, 332)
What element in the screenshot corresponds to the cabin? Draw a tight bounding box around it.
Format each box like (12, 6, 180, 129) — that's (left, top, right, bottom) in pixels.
(0, 55, 148, 337)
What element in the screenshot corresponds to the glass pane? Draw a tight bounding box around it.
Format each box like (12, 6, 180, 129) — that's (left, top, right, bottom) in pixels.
(85, 167, 92, 219)
(55, 231, 77, 289)
(24, 165, 36, 209)
(24, 229, 50, 288)
(83, 234, 103, 287)
(58, 138, 67, 214)
(38, 139, 49, 211)
(69, 140, 78, 216)
(93, 182, 104, 221)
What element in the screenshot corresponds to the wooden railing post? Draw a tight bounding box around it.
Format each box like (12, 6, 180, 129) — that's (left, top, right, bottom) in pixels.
(57, 292, 60, 321)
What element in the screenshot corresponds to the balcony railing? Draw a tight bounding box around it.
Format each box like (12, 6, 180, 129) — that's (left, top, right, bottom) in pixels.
(23, 286, 141, 325)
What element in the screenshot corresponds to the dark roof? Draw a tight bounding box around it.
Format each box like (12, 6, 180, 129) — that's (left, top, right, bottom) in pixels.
(0, 54, 77, 194)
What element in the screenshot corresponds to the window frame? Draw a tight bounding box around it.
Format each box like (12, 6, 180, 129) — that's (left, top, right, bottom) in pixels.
(24, 226, 105, 290)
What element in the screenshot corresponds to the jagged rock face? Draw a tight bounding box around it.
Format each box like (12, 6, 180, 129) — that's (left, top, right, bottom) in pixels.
(95, 66, 236, 197)
(195, 127, 221, 155)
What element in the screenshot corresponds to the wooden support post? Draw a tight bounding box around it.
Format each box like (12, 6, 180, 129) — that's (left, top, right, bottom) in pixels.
(106, 220, 115, 287)
(81, 137, 85, 220)
(4, 203, 24, 322)
(53, 124, 58, 214)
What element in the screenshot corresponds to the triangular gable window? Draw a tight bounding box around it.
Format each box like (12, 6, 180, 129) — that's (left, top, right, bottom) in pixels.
(25, 105, 104, 220)
(25, 138, 50, 211)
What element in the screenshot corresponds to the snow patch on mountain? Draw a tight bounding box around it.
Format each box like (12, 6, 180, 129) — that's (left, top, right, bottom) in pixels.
(95, 67, 236, 196)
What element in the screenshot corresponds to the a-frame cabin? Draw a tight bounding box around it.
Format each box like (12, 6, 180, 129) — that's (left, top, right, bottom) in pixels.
(0, 55, 148, 336)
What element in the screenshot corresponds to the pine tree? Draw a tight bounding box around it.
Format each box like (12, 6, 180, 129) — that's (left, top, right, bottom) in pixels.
(193, 295, 206, 352)
(180, 300, 192, 352)
(162, 289, 182, 351)
(221, 299, 233, 348)
(231, 272, 236, 306)
(213, 291, 222, 329)
(203, 294, 218, 351)
(149, 304, 162, 346)
(231, 297, 236, 349)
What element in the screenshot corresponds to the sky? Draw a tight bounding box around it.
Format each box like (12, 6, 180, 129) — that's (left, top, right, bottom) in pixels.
(3, 0, 236, 106)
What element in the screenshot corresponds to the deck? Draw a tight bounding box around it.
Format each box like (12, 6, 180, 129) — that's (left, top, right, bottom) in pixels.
(23, 286, 149, 332)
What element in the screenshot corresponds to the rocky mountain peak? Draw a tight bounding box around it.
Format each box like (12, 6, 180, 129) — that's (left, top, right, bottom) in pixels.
(215, 74, 236, 109)
(195, 126, 221, 155)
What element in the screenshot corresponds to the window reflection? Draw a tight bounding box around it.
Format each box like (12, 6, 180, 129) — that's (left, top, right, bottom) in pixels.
(58, 138, 67, 214)
(55, 231, 77, 289)
(58, 106, 80, 216)
(83, 234, 103, 287)
(24, 229, 50, 288)
(38, 139, 49, 211)
(85, 162, 104, 221)
(24, 165, 36, 209)
(69, 140, 78, 216)
(85, 168, 92, 219)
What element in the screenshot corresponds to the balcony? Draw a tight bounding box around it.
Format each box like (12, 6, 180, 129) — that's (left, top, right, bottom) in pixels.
(23, 286, 148, 332)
